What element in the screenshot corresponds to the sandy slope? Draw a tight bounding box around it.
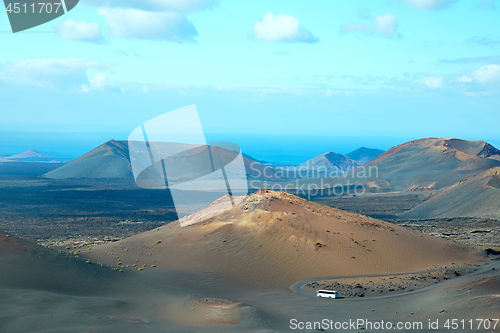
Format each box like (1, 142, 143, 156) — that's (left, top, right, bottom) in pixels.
(0, 232, 121, 295)
(85, 190, 482, 290)
(0, 230, 280, 332)
(0, 209, 496, 332)
(402, 166, 500, 219)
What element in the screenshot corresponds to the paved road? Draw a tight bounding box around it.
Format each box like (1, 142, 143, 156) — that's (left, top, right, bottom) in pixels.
(291, 260, 500, 301)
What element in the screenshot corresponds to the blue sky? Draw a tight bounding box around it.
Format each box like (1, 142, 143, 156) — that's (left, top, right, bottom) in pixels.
(1, 0, 499, 162)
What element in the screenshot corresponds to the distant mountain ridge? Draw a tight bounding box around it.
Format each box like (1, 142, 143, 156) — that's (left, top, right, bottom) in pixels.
(346, 147, 385, 165)
(294, 152, 359, 176)
(334, 138, 500, 193)
(44, 140, 366, 180)
(44, 140, 132, 179)
(370, 138, 500, 165)
(45, 137, 500, 196)
(6, 149, 55, 162)
(44, 140, 281, 180)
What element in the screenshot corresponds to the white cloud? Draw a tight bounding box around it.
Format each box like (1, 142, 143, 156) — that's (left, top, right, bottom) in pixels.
(252, 12, 318, 43)
(373, 13, 398, 37)
(400, 0, 456, 10)
(340, 13, 399, 38)
(81, 73, 107, 92)
(0, 59, 114, 89)
(97, 8, 198, 42)
(439, 55, 500, 64)
(80, 73, 123, 93)
(83, 0, 219, 12)
(55, 19, 106, 44)
(421, 75, 444, 88)
(456, 74, 473, 83)
(455, 65, 500, 90)
(472, 64, 500, 85)
(441, 64, 500, 95)
(466, 37, 500, 47)
(385, 65, 500, 95)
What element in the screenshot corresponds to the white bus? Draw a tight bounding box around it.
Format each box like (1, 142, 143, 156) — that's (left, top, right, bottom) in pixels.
(316, 290, 338, 299)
